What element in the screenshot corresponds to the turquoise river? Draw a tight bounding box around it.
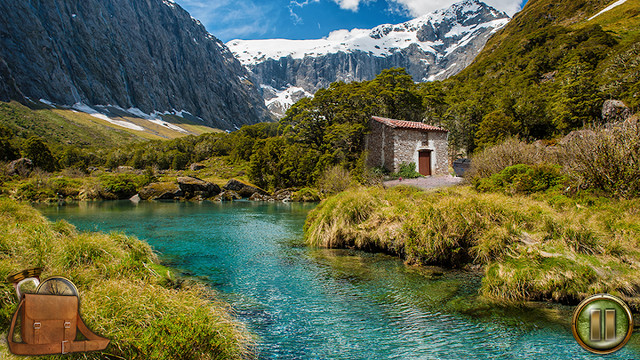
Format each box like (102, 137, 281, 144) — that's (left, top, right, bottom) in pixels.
(38, 200, 640, 359)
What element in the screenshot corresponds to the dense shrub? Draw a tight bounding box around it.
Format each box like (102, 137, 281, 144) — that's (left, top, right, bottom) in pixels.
(291, 187, 321, 202)
(23, 136, 57, 172)
(316, 165, 354, 196)
(99, 173, 152, 199)
(560, 120, 640, 198)
(394, 162, 422, 179)
(467, 138, 547, 180)
(474, 163, 566, 194)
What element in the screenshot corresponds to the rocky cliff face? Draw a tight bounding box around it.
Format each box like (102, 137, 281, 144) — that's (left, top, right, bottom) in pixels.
(227, 0, 509, 118)
(0, 0, 271, 130)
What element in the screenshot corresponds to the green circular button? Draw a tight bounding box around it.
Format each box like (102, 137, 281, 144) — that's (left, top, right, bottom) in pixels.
(572, 294, 633, 354)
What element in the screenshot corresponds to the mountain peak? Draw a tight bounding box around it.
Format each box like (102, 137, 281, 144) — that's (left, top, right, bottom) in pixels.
(227, 1, 510, 118)
(228, 1, 509, 67)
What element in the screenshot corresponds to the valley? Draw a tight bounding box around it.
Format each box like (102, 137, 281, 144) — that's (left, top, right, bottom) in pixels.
(0, 0, 639, 358)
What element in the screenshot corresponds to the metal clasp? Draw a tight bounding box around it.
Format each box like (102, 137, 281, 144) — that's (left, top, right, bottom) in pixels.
(64, 321, 71, 329)
(33, 322, 41, 330)
(61, 340, 68, 354)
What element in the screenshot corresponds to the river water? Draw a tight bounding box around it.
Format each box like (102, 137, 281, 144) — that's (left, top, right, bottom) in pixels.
(38, 200, 640, 359)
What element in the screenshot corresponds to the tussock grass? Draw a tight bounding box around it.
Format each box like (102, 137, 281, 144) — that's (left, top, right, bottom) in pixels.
(305, 186, 640, 306)
(469, 120, 640, 198)
(0, 198, 254, 359)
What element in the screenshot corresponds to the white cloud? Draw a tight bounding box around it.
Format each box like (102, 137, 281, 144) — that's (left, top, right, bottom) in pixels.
(390, 0, 524, 17)
(289, 0, 320, 24)
(332, 0, 364, 11)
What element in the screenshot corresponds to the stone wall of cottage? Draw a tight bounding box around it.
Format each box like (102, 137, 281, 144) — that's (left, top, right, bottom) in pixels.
(392, 128, 427, 172)
(429, 131, 449, 175)
(366, 119, 395, 170)
(366, 121, 449, 175)
(392, 129, 448, 175)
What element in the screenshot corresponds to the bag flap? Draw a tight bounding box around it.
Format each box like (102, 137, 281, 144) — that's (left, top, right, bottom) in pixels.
(24, 294, 77, 320)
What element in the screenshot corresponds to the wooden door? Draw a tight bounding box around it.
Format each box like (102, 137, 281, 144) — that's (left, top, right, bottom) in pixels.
(418, 151, 431, 176)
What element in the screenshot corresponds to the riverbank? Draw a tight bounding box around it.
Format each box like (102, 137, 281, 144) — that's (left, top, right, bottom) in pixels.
(0, 198, 253, 359)
(1, 156, 320, 203)
(305, 185, 640, 308)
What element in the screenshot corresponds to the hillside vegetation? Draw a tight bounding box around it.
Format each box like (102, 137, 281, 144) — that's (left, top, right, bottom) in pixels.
(422, 0, 640, 154)
(0, 101, 217, 146)
(2, 1, 639, 200)
(0, 198, 253, 359)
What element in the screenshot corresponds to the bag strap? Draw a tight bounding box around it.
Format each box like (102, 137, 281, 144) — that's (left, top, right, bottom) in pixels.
(7, 299, 110, 355)
(68, 313, 110, 353)
(7, 298, 24, 354)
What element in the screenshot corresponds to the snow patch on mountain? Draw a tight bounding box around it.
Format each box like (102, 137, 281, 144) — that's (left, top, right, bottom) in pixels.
(73, 103, 146, 131)
(65, 101, 192, 133)
(262, 85, 314, 118)
(588, 0, 627, 20)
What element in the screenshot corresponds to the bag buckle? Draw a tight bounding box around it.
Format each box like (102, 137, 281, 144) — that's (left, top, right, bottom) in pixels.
(61, 340, 68, 354)
(64, 321, 71, 329)
(33, 322, 41, 330)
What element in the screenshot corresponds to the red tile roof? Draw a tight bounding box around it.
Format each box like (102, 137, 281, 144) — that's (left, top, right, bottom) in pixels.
(371, 116, 448, 132)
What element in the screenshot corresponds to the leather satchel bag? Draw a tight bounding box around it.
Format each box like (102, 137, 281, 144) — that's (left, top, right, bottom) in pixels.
(8, 293, 110, 355)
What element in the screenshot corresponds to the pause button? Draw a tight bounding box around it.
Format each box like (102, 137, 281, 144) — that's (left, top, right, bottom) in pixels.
(572, 294, 633, 354)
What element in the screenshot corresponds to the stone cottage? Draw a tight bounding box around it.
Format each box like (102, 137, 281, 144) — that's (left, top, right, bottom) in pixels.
(366, 116, 448, 176)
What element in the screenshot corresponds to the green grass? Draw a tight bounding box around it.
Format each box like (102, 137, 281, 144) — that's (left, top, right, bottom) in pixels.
(0, 198, 253, 359)
(305, 186, 640, 307)
(0, 101, 144, 148)
(0, 101, 220, 149)
(582, 0, 640, 41)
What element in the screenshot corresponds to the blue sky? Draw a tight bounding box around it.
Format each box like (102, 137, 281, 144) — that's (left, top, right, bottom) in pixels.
(174, 0, 528, 42)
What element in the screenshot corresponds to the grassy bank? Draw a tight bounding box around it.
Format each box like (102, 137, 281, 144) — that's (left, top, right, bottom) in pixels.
(0, 198, 253, 359)
(0, 156, 252, 202)
(305, 185, 640, 307)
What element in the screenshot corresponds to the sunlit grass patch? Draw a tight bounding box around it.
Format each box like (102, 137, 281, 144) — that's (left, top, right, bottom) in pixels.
(0, 198, 254, 359)
(305, 185, 640, 306)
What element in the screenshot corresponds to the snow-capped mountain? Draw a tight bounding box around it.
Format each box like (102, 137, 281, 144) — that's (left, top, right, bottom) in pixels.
(227, 0, 510, 118)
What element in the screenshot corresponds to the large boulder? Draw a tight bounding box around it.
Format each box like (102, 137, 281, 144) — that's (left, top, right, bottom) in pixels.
(139, 182, 184, 200)
(177, 176, 221, 199)
(189, 163, 206, 171)
(602, 100, 632, 123)
(223, 179, 269, 198)
(7, 158, 33, 176)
